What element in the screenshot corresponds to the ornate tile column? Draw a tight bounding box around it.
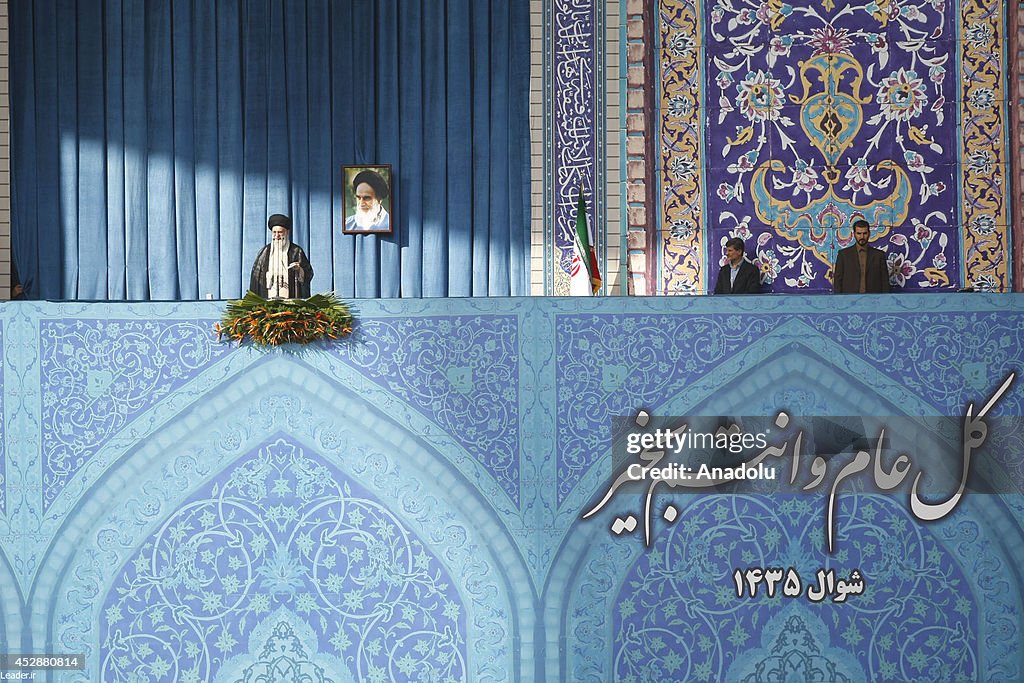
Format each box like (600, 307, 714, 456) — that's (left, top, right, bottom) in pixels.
(624, 0, 657, 295)
(1012, 3, 1023, 291)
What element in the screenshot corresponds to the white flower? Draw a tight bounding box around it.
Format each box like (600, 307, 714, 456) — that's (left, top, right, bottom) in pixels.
(876, 68, 928, 121)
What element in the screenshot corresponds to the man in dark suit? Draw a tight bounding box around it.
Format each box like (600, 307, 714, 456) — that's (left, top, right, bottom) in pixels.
(832, 219, 890, 294)
(713, 237, 760, 294)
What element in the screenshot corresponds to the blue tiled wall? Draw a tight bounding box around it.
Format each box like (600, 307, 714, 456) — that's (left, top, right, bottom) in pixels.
(1, 295, 1022, 681)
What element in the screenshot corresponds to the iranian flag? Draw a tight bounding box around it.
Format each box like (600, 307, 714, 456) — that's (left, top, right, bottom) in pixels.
(569, 187, 602, 295)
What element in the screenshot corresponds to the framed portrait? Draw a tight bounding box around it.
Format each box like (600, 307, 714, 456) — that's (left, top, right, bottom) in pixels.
(342, 164, 394, 235)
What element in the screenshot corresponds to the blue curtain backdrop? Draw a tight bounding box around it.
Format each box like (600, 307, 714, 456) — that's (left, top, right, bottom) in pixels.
(10, 0, 530, 300)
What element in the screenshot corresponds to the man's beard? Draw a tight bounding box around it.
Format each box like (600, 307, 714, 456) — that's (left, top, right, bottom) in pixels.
(267, 236, 291, 295)
(270, 236, 290, 256)
(354, 204, 384, 229)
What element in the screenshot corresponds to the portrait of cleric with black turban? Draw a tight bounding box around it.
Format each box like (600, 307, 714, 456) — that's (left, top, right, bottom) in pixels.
(343, 165, 393, 234)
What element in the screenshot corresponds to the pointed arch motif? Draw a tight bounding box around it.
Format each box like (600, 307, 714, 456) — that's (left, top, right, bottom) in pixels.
(99, 435, 467, 682)
(31, 358, 531, 682)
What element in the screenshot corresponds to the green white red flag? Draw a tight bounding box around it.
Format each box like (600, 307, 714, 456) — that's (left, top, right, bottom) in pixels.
(569, 187, 601, 295)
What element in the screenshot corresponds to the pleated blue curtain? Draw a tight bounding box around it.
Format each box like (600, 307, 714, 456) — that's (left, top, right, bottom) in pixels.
(10, 0, 530, 300)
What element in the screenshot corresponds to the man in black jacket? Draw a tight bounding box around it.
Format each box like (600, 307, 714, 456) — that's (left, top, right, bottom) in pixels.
(249, 214, 313, 299)
(833, 219, 890, 294)
(713, 237, 760, 294)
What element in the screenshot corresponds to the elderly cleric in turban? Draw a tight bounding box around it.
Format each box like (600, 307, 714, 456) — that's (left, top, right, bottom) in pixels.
(248, 214, 314, 299)
(345, 169, 391, 232)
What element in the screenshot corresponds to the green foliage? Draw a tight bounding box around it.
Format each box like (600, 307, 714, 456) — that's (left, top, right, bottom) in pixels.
(216, 292, 355, 346)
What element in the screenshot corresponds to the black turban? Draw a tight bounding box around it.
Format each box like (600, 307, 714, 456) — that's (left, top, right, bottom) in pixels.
(267, 213, 292, 230)
(351, 170, 389, 200)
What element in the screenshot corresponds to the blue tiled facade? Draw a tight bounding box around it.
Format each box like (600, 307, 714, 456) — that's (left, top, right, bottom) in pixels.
(1, 295, 1022, 681)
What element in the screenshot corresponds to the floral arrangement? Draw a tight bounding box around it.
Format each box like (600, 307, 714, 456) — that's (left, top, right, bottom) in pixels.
(215, 292, 355, 347)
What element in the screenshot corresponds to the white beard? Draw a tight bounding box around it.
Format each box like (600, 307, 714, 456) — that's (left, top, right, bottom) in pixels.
(354, 204, 385, 229)
(266, 237, 291, 298)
